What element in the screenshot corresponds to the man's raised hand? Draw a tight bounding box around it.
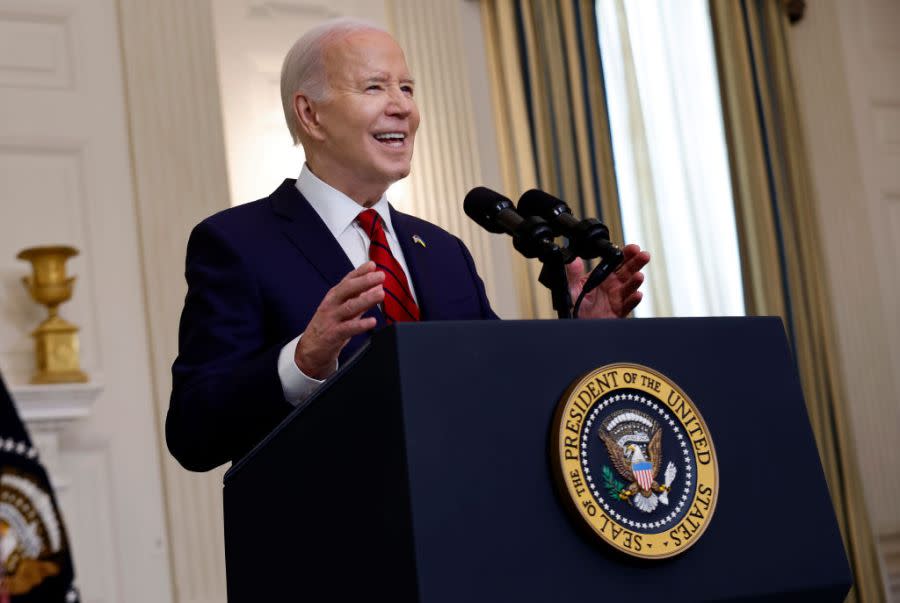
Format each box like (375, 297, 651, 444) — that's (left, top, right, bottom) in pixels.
(567, 244, 650, 319)
(295, 262, 384, 379)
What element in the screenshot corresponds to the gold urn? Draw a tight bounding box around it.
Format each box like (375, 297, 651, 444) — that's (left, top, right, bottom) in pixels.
(17, 245, 88, 384)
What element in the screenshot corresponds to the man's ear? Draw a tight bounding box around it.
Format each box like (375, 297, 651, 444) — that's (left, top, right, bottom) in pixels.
(294, 92, 326, 142)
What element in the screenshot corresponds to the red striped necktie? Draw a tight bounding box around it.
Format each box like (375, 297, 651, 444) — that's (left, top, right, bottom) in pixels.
(356, 208, 420, 323)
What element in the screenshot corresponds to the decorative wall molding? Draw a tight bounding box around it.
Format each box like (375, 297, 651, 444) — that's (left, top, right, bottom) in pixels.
(58, 446, 119, 603)
(11, 382, 101, 422)
(0, 6, 75, 89)
(117, 0, 234, 600)
(8, 382, 100, 492)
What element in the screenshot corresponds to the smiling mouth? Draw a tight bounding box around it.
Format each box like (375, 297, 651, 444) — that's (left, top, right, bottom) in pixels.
(373, 132, 407, 148)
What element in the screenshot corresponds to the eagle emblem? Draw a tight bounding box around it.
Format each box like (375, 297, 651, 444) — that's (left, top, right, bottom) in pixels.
(599, 410, 677, 513)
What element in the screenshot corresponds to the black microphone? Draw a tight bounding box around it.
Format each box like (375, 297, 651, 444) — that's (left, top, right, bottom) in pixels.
(517, 189, 620, 261)
(518, 189, 626, 318)
(464, 187, 561, 260)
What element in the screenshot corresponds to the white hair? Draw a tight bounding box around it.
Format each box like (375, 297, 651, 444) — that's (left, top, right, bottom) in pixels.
(280, 17, 388, 145)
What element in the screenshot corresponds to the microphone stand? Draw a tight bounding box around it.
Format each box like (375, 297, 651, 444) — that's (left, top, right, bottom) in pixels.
(507, 215, 574, 320)
(537, 247, 574, 320)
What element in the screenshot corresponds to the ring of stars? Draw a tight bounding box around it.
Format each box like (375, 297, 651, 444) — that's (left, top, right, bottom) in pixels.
(0, 437, 39, 460)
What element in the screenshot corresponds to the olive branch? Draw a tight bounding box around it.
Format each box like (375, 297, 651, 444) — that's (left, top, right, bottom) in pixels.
(602, 465, 625, 499)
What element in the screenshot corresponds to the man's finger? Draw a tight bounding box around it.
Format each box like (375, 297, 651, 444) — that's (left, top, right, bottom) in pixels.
(565, 258, 587, 284)
(331, 265, 385, 302)
(336, 284, 384, 320)
(616, 272, 645, 300)
(616, 248, 650, 277)
(348, 260, 377, 277)
(620, 291, 643, 316)
(336, 315, 379, 339)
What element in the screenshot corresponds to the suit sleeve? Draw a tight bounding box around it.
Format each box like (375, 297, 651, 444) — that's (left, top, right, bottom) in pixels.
(167, 220, 293, 471)
(456, 238, 499, 320)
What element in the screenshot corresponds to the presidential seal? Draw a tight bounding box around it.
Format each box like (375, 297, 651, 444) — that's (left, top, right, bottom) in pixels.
(0, 469, 66, 596)
(550, 364, 718, 559)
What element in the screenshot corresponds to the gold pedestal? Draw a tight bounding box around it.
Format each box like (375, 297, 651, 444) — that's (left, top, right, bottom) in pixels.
(17, 245, 89, 384)
(31, 315, 88, 384)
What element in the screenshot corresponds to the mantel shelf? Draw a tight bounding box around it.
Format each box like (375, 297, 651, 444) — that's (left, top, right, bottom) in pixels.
(9, 382, 103, 423)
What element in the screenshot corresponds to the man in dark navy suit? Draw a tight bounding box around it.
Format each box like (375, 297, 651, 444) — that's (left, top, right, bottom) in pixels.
(166, 19, 649, 472)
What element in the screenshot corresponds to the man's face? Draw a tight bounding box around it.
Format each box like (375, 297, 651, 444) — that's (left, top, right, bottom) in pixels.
(312, 30, 419, 200)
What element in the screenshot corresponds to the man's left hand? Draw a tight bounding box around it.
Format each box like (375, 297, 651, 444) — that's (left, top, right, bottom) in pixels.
(566, 244, 650, 319)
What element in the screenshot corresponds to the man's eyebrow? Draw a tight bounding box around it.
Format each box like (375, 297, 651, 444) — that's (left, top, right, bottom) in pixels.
(362, 74, 415, 85)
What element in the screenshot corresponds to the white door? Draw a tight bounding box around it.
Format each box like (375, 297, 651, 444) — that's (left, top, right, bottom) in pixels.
(0, 0, 173, 601)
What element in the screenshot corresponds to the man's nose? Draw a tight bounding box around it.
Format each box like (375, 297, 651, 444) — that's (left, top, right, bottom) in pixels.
(386, 88, 414, 117)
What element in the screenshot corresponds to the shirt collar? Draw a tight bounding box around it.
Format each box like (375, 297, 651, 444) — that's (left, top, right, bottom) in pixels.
(295, 164, 394, 238)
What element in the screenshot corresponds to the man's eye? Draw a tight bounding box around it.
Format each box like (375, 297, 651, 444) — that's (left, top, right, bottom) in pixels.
(366, 85, 382, 92)
(402, 85, 414, 96)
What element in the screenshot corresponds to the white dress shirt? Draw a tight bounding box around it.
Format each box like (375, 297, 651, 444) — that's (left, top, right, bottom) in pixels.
(277, 165, 417, 405)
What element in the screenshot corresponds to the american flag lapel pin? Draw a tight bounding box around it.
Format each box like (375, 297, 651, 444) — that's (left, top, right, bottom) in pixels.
(412, 234, 426, 248)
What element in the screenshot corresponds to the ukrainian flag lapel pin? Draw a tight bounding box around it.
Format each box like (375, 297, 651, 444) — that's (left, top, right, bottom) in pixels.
(412, 234, 426, 248)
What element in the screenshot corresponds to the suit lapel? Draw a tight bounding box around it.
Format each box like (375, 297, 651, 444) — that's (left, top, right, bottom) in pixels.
(270, 179, 385, 326)
(270, 179, 354, 288)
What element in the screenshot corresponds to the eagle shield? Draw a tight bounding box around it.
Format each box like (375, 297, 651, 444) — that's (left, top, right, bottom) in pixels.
(633, 460, 654, 491)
